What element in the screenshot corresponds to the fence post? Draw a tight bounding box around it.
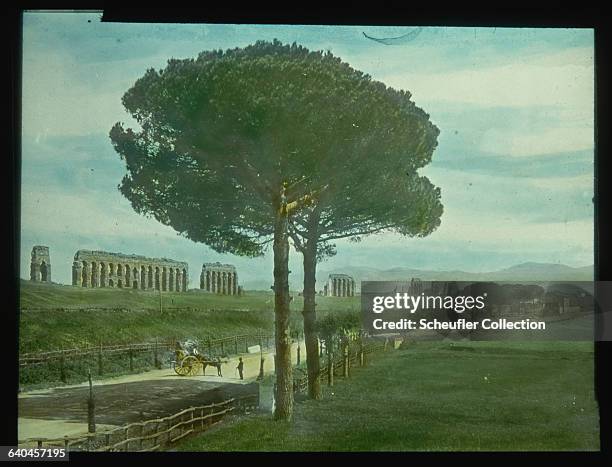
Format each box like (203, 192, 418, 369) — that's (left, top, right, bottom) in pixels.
(257, 354, 265, 380)
(87, 369, 96, 434)
(359, 339, 364, 367)
(97, 341, 103, 376)
(60, 353, 67, 383)
(154, 338, 160, 369)
(327, 353, 333, 387)
(343, 343, 349, 378)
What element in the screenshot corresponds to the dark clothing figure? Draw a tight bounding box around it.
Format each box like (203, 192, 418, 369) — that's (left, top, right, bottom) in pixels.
(237, 358, 244, 380)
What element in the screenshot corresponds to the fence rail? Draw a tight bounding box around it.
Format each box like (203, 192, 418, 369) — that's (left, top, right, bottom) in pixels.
(18, 395, 258, 452)
(20, 333, 275, 366)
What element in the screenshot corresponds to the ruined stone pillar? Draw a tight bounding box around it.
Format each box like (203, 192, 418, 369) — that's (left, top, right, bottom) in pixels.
(176, 270, 182, 292)
(222, 272, 227, 295)
(91, 263, 99, 288)
(169, 269, 174, 291)
(227, 273, 232, 296)
(72, 261, 82, 286)
(233, 273, 238, 295)
(82, 262, 90, 288)
(99, 263, 107, 288)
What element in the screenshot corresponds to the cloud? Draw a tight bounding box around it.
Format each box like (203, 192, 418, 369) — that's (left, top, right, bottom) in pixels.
(479, 124, 593, 157)
(383, 46, 593, 110)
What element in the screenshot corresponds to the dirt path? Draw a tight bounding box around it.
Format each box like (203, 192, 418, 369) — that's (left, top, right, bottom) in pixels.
(18, 340, 306, 442)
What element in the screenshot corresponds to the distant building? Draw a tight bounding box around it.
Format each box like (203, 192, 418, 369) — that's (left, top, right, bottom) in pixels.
(72, 250, 188, 291)
(324, 274, 356, 297)
(200, 262, 239, 295)
(30, 246, 51, 283)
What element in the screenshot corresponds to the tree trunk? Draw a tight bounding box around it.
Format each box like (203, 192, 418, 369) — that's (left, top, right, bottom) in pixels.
(302, 243, 322, 400)
(273, 206, 293, 421)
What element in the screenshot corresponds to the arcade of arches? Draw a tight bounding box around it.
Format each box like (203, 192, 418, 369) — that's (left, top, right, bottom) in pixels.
(72, 250, 188, 292)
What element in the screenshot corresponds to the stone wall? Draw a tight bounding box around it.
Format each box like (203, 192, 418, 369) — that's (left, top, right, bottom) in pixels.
(72, 250, 189, 292)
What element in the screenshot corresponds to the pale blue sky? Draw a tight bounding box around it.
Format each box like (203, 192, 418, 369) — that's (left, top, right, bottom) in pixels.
(20, 12, 595, 288)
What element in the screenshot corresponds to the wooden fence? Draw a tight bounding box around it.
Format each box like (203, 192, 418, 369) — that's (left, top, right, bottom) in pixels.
(292, 339, 387, 394)
(18, 395, 258, 452)
(20, 333, 275, 384)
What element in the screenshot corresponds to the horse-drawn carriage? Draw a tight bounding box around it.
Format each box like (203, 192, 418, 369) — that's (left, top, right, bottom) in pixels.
(173, 342, 226, 377)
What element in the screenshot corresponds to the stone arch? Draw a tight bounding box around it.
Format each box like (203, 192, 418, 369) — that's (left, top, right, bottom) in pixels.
(169, 269, 175, 291)
(125, 264, 130, 279)
(109, 263, 114, 276)
(109, 279, 114, 287)
(133, 280, 138, 289)
(40, 261, 48, 282)
(141, 266, 146, 289)
(118, 279, 123, 288)
(148, 266, 153, 290)
(155, 267, 160, 290)
(162, 268, 167, 291)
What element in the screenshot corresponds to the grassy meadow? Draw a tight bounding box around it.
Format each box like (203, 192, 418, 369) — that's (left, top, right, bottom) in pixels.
(176, 341, 600, 451)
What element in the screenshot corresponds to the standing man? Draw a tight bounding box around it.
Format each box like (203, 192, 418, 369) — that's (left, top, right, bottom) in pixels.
(237, 357, 244, 380)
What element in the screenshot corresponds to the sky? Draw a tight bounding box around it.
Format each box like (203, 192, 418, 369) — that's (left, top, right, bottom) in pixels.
(20, 12, 595, 289)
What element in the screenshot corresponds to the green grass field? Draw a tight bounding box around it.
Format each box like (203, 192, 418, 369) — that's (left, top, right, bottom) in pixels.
(176, 341, 600, 451)
(19, 280, 359, 352)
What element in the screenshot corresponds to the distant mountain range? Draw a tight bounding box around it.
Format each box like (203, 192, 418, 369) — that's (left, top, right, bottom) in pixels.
(241, 262, 594, 291)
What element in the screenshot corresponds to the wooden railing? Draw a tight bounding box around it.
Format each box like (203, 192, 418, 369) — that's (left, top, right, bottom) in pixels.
(292, 339, 387, 394)
(18, 395, 258, 452)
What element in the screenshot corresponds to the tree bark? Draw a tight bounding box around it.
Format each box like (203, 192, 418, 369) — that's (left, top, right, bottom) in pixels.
(273, 205, 293, 421)
(302, 242, 322, 399)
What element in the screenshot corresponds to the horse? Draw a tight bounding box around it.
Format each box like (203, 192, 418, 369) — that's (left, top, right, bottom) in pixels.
(202, 359, 223, 377)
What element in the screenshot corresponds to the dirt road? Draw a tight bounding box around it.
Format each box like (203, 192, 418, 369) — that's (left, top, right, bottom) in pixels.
(18, 340, 306, 441)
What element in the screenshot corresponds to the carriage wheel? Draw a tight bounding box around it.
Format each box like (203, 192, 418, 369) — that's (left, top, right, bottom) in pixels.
(181, 356, 200, 376)
(174, 360, 190, 376)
